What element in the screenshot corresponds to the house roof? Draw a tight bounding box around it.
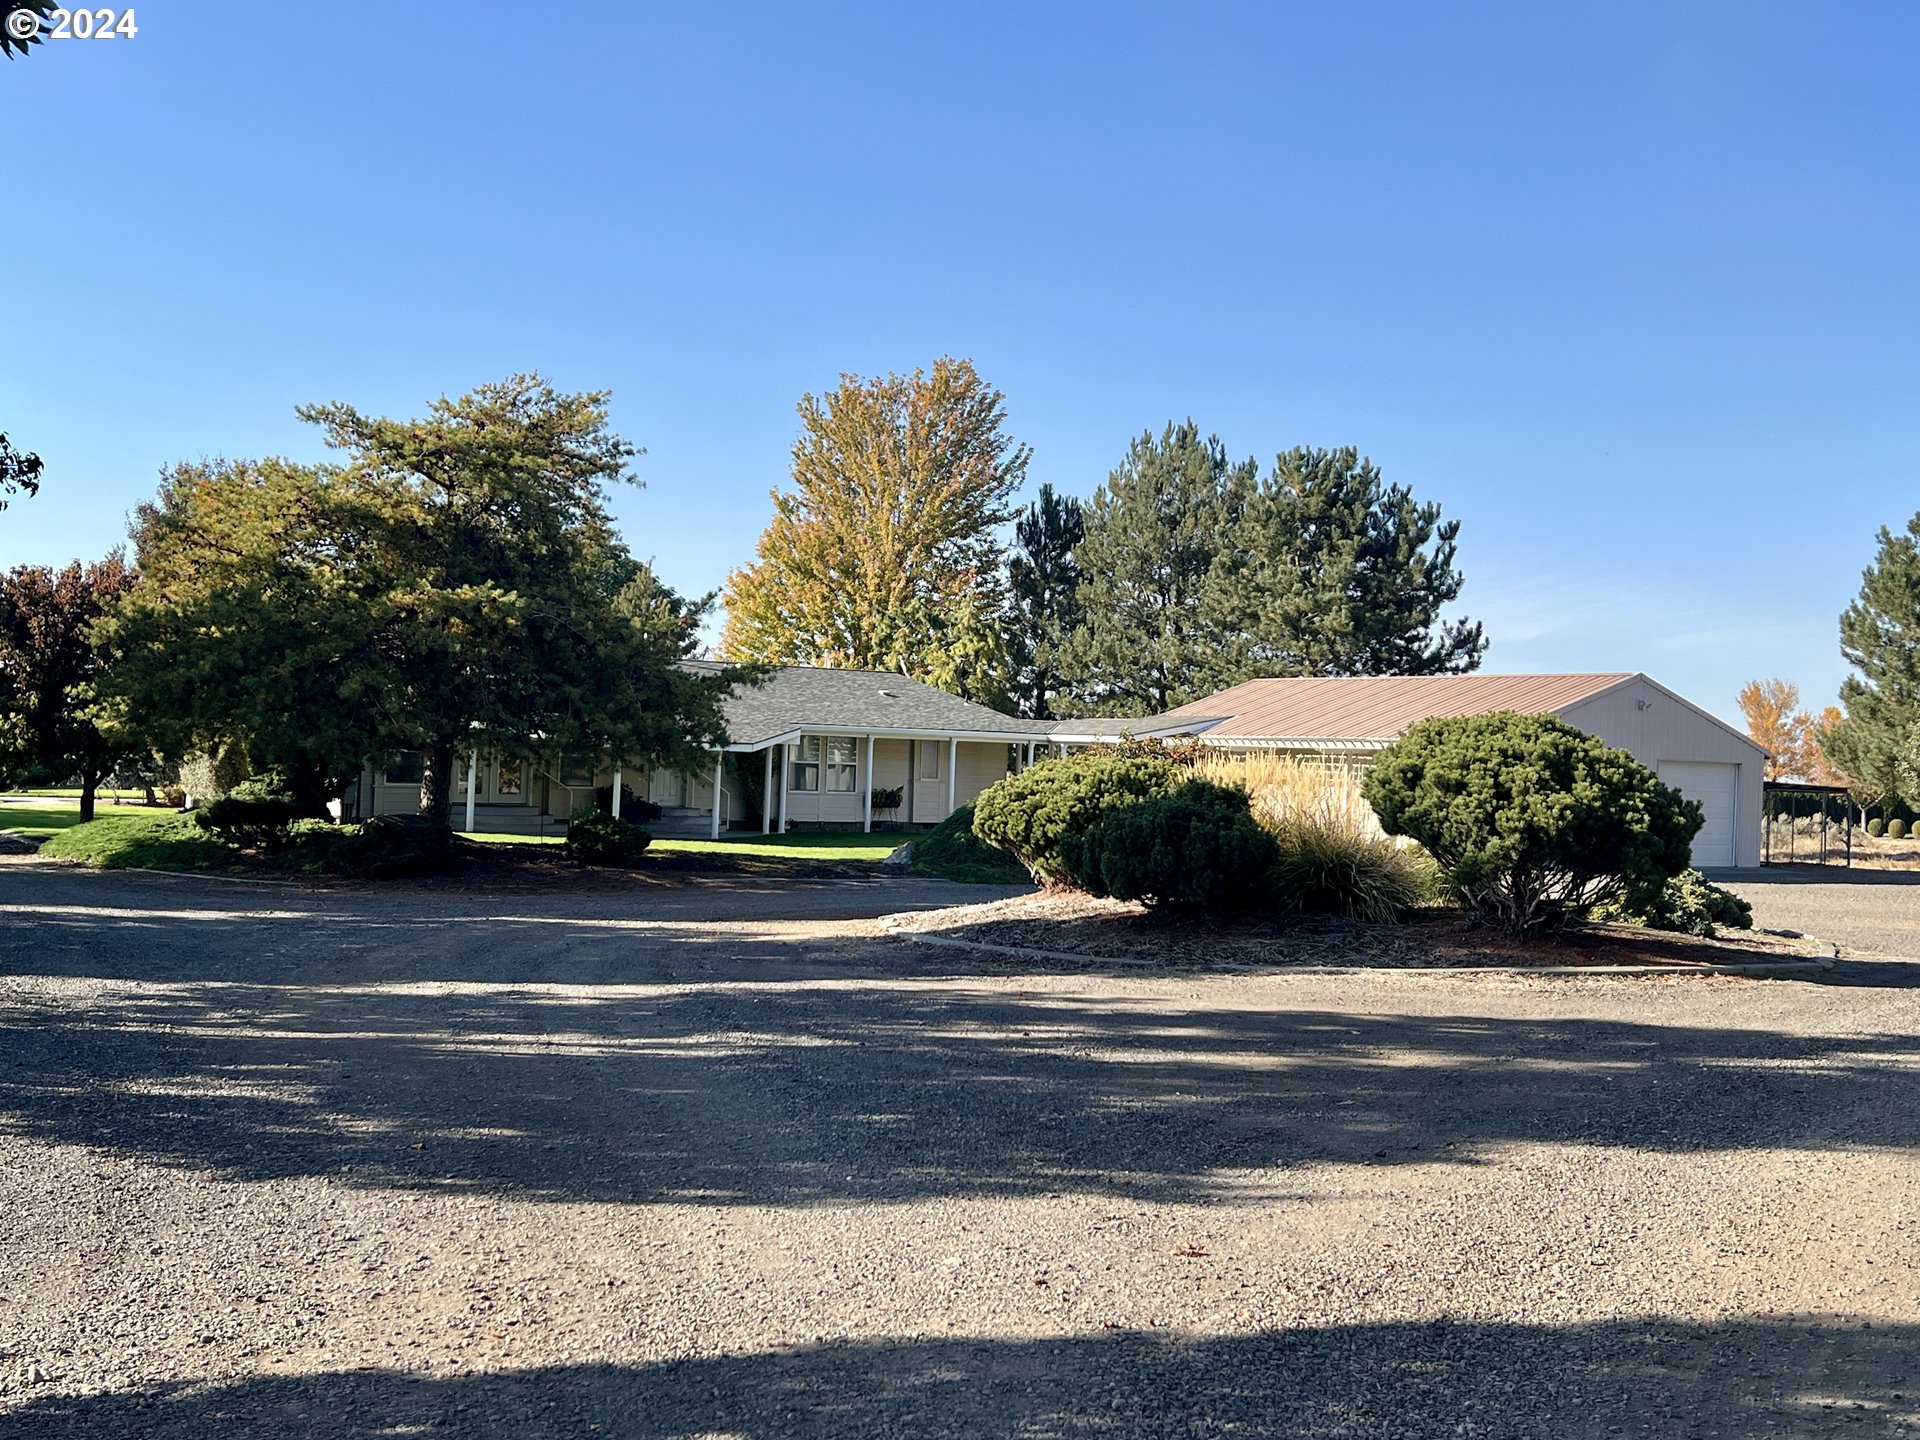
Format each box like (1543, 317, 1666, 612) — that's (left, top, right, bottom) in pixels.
(1154, 673, 1640, 746)
(695, 663, 1059, 748)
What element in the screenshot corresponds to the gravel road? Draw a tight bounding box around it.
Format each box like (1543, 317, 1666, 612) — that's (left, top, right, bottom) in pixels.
(2, 862, 1918, 1438)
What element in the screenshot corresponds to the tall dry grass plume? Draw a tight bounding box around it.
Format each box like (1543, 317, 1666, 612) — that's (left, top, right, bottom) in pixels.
(1193, 753, 1382, 840)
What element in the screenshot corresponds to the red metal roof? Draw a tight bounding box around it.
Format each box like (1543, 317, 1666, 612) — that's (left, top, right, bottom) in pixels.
(1158, 673, 1637, 744)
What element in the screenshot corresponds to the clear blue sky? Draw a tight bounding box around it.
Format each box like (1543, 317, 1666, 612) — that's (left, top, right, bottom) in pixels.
(5, 2, 1915, 728)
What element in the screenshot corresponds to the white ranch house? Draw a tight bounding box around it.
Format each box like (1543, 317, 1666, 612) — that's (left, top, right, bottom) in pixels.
(345, 667, 1762, 868)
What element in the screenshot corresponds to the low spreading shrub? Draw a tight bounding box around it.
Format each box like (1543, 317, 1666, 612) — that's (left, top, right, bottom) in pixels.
(1364, 712, 1700, 933)
(1867, 817, 1887, 837)
(909, 802, 1029, 885)
(1060, 779, 1276, 908)
(323, 815, 455, 878)
(1594, 868, 1753, 937)
(193, 774, 310, 851)
(565, 807, 654, 866)
(594, 782, 662, 823)
(1890, 819, 1910, 840)
(971, 752, 1182, 884)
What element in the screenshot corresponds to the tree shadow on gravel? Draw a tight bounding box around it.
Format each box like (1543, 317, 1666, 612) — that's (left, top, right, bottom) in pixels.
(1, 1317, 1913, 1438)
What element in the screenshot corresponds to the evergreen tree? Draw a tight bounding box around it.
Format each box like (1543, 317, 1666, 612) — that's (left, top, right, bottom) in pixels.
(1827, 513, 1920, 806)
(0, 553, 138, 821)
(721, 357, 1028, 705)
(1006, 484, 1084, 719)
(1214, 447, 1484, 677)
(1058, 422, 1254, 715)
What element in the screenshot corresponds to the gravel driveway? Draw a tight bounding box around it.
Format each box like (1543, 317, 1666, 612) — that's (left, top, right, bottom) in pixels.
(2, 863, 1918, 1438)
(1721, 867, 1920, 960)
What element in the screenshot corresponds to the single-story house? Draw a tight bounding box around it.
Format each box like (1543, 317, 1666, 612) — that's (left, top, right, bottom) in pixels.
(345, 667, 1762, 867)
(1149, 672, 1765, 869)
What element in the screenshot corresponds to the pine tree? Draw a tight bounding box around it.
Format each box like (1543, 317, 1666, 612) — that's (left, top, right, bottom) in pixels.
(1827, 514, 1920, 807)
(1058, 422, 1254, 715)
(1006, 484, 1084, 719)
(721, 358, 1028, 703)
(1214, 447, 1484, 677)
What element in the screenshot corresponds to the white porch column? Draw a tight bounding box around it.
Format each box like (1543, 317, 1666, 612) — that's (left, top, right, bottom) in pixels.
(710, 752, 724, 840)
(463, 750, 478, 832)
(778, 743, 790, 833)
(862, 734, 875, 833)
(611, 766, 622, 819)
(762, 747, 773, 835)
(946, 737, 958, 818)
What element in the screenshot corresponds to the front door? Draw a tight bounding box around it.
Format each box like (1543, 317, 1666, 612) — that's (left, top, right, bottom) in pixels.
(485, 756, 527, 805)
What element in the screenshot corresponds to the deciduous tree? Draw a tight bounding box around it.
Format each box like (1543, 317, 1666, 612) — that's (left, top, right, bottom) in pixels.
(1737, 677, 1813, 781)
(0, 553, 137, 821)
(721, 358, 1028, 705)
(0, 432, 43, 512)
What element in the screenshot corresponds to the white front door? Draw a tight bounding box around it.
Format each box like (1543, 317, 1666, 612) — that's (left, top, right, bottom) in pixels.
(1659, 761, 1738, 869)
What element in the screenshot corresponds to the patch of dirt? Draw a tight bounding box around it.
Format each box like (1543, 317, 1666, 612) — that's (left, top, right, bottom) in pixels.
(887, 891, 1828, 971)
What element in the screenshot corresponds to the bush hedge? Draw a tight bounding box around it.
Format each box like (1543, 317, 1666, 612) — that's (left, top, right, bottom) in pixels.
(971, 752, 1182, 884)
(565, 807, 654, 866)
(594, 782, 662, 822)
(1595, 868, 1753, 937)
(1890, 818, 1910, 840)
(317, 814, 455, 878)
(1060, 779, 1276, 908)
(1363, 711, 1700, 933)
(193, 774, 309, 851)
(1868, 817, 1887, 837)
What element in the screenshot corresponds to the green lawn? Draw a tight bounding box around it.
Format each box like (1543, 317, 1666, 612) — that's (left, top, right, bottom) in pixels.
(36, 811, 233, 870)
(456, 829, 906, 863)
(0, 803, 168, 839)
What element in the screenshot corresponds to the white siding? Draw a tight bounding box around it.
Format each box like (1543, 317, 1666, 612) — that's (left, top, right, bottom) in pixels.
(1556, 677, 1764, 868)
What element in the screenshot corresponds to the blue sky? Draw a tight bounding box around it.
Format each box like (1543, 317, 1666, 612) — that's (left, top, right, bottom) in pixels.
(4, 2, 1915, 728)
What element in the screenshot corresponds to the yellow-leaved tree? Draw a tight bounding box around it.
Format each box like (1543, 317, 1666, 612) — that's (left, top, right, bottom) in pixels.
(1737, 677, 1813, 781)
(721, 358, 1029, 706)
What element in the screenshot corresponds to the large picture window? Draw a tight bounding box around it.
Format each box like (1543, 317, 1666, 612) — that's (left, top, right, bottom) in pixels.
(791, 736, 821, 792)
(824, 736, 858, 792)
(918, 741, 942, 781)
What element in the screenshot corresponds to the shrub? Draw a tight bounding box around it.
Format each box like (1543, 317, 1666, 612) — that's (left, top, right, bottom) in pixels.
(1595, 868, 1753, 937)
(594, 782, 662, 822)
(1363, 711, 1700, 933)
(565, 806, 654, 866)
(909, 802, 1029, 885)
(971, 752, 1183, 884)
(179, 743, 251, 802)
(1890, 818, 1909, 840)
(870, 785, 905, 811)
(193, 774, 309, 851)
(324, 815, 454, 879)
(1867, 817, 1887, 837)
(1060, 779, 1277, 908)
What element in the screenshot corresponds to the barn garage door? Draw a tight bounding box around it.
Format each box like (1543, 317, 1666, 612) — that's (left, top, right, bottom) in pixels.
(1659, 761, 1738, 869)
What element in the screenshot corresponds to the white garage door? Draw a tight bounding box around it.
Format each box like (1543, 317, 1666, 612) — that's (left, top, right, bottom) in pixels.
(1658, 761, 1738, 869)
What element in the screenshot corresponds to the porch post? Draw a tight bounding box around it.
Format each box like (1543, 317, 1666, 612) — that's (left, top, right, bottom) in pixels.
(863, 734, 875, 833)
(946, 737, 958, 818)
(710, 751, 724, 840)
(463, 750, 477, 832)
(762, 747, 773, 835)
(779, 742, 790, 834)
(612, 766, 622, 820)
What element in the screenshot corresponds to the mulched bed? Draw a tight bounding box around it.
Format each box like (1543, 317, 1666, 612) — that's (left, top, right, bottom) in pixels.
(886, 891, 1829, 971)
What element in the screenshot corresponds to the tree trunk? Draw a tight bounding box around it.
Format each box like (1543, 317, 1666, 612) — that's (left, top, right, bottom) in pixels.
(418, 740, 456, 825)
(79, 776, 98, 824)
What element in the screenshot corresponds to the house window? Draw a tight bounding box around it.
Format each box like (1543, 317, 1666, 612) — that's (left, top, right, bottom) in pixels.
(385, 754, 423, 785)
(560, 755, 595, 788)
(791, 736, 821, 792)
(825, 736, 858, 792)
(918, 741, 942, 781)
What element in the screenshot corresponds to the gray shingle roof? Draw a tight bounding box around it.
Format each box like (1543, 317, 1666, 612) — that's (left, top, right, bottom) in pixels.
(690, 664, 1059, 748)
